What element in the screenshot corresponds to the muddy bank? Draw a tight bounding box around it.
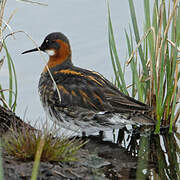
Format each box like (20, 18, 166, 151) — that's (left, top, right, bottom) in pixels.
(3, 136, 137, 180)
(0, 105, 179, 180)
(0, 105, 140, 179)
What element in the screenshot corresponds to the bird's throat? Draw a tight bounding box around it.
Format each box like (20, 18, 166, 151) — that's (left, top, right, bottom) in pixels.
(43, 56, 72, 73)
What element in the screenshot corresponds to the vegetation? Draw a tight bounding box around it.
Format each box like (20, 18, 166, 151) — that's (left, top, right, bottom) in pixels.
(0, 0, 18, 112)
(108, 0, 180, 133)
(3, 126, 86, 162)
(2, 125, 86, 180)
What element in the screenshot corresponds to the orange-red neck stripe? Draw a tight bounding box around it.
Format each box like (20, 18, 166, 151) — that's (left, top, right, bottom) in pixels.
(43, 40, 71, 72)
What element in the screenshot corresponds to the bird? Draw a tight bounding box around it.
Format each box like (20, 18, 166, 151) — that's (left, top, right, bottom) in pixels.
(22, 32, 154, 135)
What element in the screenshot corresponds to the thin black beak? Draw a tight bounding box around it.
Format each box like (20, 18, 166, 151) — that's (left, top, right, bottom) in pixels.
(22, 47, 41, 54)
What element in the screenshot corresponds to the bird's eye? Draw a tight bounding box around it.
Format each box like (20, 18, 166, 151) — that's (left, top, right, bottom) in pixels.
(45, 39, 49, 44)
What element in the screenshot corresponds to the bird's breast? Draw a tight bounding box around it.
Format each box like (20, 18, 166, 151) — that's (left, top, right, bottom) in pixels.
(38, 73, 57, 107)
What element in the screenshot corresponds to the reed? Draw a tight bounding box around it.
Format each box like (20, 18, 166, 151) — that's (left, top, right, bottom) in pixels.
(0, 0, 18, 112)
(108, 0, 180, 133)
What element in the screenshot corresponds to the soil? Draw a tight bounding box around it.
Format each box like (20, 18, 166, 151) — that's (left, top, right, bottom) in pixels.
(3, 137, 137, 180)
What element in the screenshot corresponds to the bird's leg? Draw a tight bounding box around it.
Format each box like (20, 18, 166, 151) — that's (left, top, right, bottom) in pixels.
(99, 130, 104, 140)
(82, 131, 86, 138)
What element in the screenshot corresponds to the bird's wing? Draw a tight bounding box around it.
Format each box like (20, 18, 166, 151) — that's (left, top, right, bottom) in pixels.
(52, 68, 111, 111)
(52, 68, 151, 113)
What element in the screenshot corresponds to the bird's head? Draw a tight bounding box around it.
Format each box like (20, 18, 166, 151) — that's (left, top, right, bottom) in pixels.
(22, 32, 72, 71)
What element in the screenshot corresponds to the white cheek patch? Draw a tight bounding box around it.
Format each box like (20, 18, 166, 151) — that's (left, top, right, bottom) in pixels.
(45, 49, 55, 56)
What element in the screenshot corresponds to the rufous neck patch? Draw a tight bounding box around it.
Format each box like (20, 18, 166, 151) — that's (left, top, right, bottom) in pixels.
(43, 40, 71, 72)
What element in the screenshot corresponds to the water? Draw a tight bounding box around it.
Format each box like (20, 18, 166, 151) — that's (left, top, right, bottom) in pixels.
(0, 1, 180, 179)
(115, 127, 180, 180)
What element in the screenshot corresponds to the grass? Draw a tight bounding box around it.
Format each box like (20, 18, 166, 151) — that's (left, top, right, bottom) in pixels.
(0, 0, 18, 112)
(31, 137, 45, 180)
(2, 124, 87, 180)
(108, 0, 180, 133)
(2, 126, 86, 162)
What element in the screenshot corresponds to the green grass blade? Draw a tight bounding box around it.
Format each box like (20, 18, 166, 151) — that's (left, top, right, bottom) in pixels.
(143, 0, 157, 96)
(9, 56, 18, 111)
(169, 45, 178, 131)
(162, 1, 167, 32)
(125, 29, 144, 101)
(0, 84, 6, 103)
(108, 2, 128, 95)
(125, 29, 135, 97)
(143, 0, 157, 94)
(169, 88, 177, 133)
(128, 0, 148, 76)
(31, 139, 44, 180)
(152, 1, 158, 36)
(108, 37, 122, 91)
(158, 41, 166, 118)
(144, 0, 151, 30)
(3, 43, 13, 108)
(176, 1, 180, 46)
(3, 42, 18, 111)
